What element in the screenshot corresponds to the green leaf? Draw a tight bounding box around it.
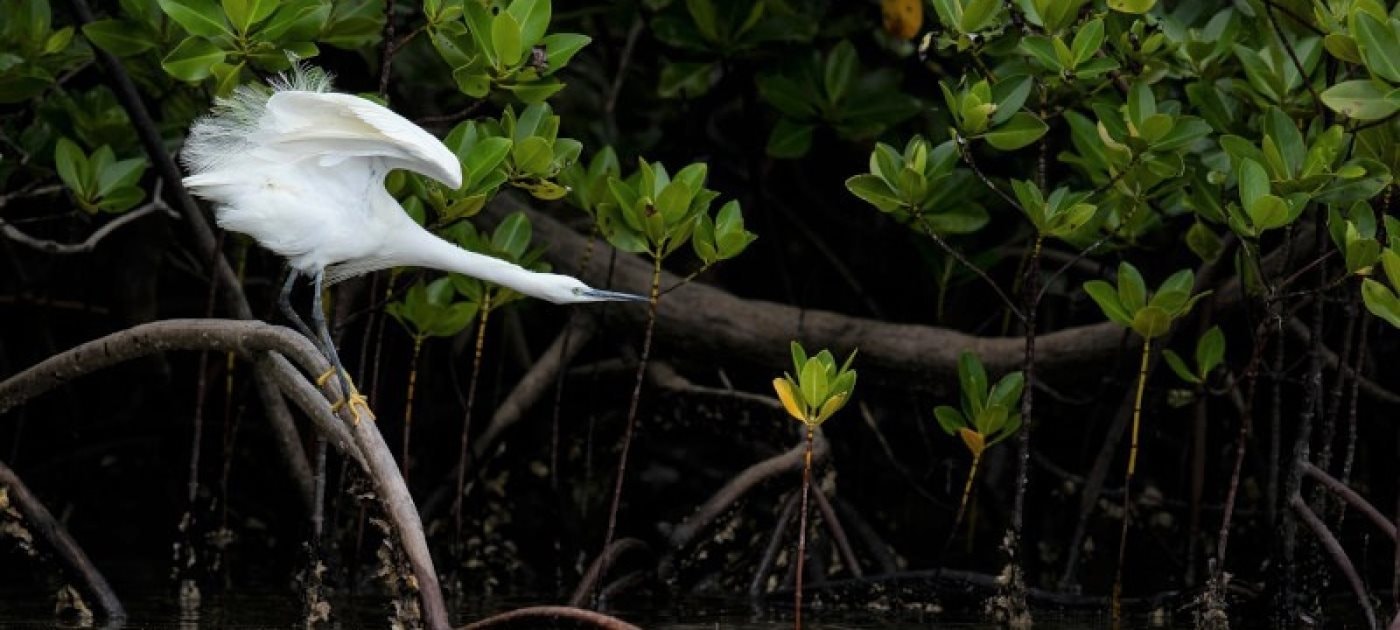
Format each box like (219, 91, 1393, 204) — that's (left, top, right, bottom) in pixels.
(98, 158, 146, 197)
(162, 36, 226, 81)
(767, 118, 814, 159)
(960, 0, 1000, 33)
(97, 186, 145, 213)
(1117, 262, 1147, 313)
(1128, 82, 1156, 128)
(53, 138, 90, 197)
(1362, 278, 1400, 328)
(1262, 107, 1304, 179)
(492, 10, 523, 67)
(983, 112, 1048, 151)
(1196, 326, 1225, 377)
(659, 61, 715, 99)
(464, 137, 512, 190)
(157, 0, 232, 37)
(506, 0, 550, 48)
(1354, 11, 1400, 83)
(82, 20, 157, 56)
(934, 406, 967, 436)
(222, 0, 277, 33)
(1071, 18, 1104, 67)
(512, 136, 553, 175)
(1020, 36, 1064, 71)
(1162, 350, 1201, 384)
(686, 0, 719, 42)
(1320, 80, 1400, 121)
(1248, 194, 1290, 231)
(824, 40, 857, 104)
(540, 33, 590, 75)
(1132, 305, 1173, 338)
(1107, 0, 1157, 14)
(1237, 159, 1269, 209)
(1186, 222, 1224, 262)
(1084, 280, 1131, 326)
(988, 372, 1025, 409)
(491, 211, 532, 260)
(957, 352, 989, 408)
(846, 174, 902, 213)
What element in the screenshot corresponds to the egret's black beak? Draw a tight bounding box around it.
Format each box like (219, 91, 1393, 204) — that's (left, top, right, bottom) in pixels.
(581, 288, 649, 302)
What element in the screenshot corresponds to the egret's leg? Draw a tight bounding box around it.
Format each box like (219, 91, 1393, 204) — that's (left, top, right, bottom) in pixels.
(310, 270, 374, 424)
(277, 269, 316, 341)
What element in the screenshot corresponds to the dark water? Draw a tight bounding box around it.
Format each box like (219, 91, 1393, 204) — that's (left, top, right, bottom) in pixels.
(0, 590, 1117, 628)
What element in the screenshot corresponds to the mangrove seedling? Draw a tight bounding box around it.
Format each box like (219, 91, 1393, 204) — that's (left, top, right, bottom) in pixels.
(773, 341, 856, 630)
(386, 276, 480, 481)
(1082, 261, 1209, 622)
(933, 351, 1024, 533)
(442, 211, 550, 553)
(591, 157, 754, 602)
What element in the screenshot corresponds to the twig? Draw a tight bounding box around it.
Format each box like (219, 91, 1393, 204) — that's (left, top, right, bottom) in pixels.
(667, 434, 829, 551)
(750, 491, 800, 598)
(1263, 2, 1324, 116)
(0, 184, 176, 255)
(568, 538, 649, 608)
(0, 458, 126, 621)
(377, 0, 398, 98)
(913, 214, 1025, 323)
(810, 484, 862, 579)
(604, 18, 645, 118)
(1291, 494, 1378, 630)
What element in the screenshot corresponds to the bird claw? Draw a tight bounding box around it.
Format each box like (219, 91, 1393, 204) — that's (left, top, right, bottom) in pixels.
(318, 367, 375, 425)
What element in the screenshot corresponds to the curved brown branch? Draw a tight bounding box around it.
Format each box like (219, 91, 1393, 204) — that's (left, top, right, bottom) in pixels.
(1291, 494, 1378, 630)
(1301, 462, 1396, 542)
(0, 458, 125, 621)
(0, 319, 450, 630)
(669, 432, 830, 551)
(459, 605, 641, 630)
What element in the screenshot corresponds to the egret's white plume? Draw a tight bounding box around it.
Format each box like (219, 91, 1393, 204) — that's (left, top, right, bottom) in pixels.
(180, 62, 643, 306)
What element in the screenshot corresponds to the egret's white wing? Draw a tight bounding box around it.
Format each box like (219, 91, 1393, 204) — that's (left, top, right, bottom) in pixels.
(262, 91, 462, 189)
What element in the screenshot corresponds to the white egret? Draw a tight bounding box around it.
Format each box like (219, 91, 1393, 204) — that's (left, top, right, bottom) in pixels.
(181, 64, 643, 422)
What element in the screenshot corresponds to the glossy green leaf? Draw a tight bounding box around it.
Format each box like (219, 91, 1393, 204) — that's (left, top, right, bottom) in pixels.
(82, 20, 157, 56)
(983, 112, 1047, 150)
(162, 36, 226, 81)
(1320, 80, 1400, 121)
(492, 10, 523, 67)
(157, 0, 232, 37)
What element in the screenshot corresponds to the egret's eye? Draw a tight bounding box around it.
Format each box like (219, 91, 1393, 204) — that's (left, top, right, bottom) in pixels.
(572, 287, 583, 295)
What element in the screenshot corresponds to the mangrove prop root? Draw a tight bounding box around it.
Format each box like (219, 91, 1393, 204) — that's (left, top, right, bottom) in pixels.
(459, 605, 641, 630)
(0, 458, 126, 621)
(0, 319, 450, 630)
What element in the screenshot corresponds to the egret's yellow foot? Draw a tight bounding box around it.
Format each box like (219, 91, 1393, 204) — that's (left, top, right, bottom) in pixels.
(316, 367, 375, 425)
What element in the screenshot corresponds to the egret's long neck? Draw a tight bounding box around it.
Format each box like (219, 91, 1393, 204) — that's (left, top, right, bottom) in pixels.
(389, 221, 544, 295)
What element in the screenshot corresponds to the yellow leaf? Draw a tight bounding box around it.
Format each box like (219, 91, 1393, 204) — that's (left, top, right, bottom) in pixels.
(816, 393, 846, 423)
(958, 428, 986, 458)
(881, 0, 922, 41)
(773, 377, 806, 422)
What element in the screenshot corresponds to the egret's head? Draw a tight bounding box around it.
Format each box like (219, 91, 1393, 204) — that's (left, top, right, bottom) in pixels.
(534, 274, 648, 304)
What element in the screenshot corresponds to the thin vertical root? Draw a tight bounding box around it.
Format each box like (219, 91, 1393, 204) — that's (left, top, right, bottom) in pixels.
(454, 295, 492, 558)
(794, 425, 815, 630)
(1113, 336, 1152, 626)
(596, 256, 662, 606)
(401, 335, 424, 482)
